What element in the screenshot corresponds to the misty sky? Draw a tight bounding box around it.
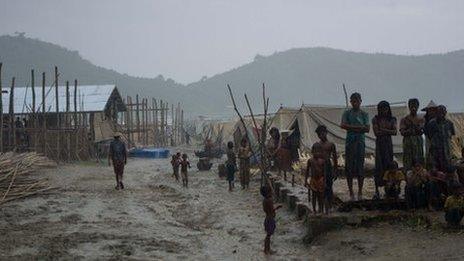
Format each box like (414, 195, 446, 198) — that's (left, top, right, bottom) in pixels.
(1, 0, 463, 84)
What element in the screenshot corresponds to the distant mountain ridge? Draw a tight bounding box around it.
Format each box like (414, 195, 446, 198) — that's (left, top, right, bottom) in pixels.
(1, 34, 463, 117)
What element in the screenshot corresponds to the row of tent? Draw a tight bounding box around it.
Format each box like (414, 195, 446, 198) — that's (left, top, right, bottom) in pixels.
(201, 103, 464, 157)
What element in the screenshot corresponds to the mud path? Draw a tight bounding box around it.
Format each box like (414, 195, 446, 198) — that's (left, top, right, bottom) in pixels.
(0, 152, 310, 260)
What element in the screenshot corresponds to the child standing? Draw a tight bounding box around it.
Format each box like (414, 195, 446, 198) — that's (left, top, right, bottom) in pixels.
(171, 153, 181, 182)
(383, 161, 405, 200)
(226, 141, 237, 191)
(261, 185, 282, 255)
(180, 154, 191, 188)
(305, 143, 326, 214)
(444, 183, 464, 228)
(313, 125, 338, 214)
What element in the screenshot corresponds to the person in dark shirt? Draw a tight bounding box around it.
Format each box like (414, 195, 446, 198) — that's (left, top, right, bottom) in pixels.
(427, 105, 455, 172)
(108, 132, 127, 190)
(180, 154, 191, 188)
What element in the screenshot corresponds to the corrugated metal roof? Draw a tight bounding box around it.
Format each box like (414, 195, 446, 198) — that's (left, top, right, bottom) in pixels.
(1, 84, 117, 114)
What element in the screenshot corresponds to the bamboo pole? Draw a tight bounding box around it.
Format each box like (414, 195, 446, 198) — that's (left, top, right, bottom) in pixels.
(160, 100, 164, 146)
(54, 66, 60, 161)
(66, 81, 71, 161)
(9, 77, 15, 151)
(31, 69, 37, 151)
(171, 103, 174, 146)
(42, 72, 46, 154)
(145, 98, 149, 145)
(74, 80, 78, 159)
(154, 98, 158, 147)
(136, 94, 140, 144)
(0, 63, 3, 152)
(181, 109, 184, 144)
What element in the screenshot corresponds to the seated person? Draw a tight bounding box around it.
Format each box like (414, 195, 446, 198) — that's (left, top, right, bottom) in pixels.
(427, 168, 448, 210)
(406, 161, 428, 209)
(383, 161, 405, 200)
(444, 182, 464, 228)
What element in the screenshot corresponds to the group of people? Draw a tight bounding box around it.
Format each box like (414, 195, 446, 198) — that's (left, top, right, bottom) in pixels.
(225, 138, 252, 191)
(300, 92, 463, 227)
(170, 152, 191, 187)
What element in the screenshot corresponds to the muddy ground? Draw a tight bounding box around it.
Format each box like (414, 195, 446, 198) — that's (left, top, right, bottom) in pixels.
(1, 147, 464, 260)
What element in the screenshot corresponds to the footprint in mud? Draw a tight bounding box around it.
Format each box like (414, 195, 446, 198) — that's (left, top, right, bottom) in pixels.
(102, 243, 134, 257)
(60, 214, 83, 224)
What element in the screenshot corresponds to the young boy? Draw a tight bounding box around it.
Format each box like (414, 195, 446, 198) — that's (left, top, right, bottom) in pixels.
(341, 92, 370, 200)
(261, 185, 282, 255)
(405, 161, 428, 209)
(444, 182, 464, 228)
(180, 154, 191, 188)
(305, 143, 326, 214)
(226, 141, 237, 191)
(171, 153, 181, 182)
(383, 161, 405, 200)
(313, 125, 338, 214)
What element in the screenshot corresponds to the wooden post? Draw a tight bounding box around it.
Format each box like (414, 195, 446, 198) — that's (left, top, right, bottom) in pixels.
(66, 81, 71, 161)
(127, 96, 132, 146)
(42, 72, 46, 153)
(55, 66, 60, 161)
(141, 98, 146, 146)
(73, 80, 78, 126)
(153, 98, 158, 147)
(136, 94, 140, 144)
(145, 98, 149, 146)
(31, 69, 37, 151)
(171, 103, 174, 146)
(9, 77, 15, 150)
(74, 80, 78, 159)
(0, 63, 3, 152)
(181, 109, 184, 144)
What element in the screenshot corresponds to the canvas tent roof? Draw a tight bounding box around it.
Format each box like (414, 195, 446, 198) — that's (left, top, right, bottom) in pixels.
(270, 107, 300, 131)
(2, 85, 126, 114)
(448, 112, 464, 157)
(290, 103, 408, 154)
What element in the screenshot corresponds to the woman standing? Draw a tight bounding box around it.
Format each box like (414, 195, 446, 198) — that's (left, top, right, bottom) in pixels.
(372, 101, 397, 199)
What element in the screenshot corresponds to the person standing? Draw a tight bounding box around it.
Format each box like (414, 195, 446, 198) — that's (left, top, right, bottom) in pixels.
(372, 101, 397, 199)
(341, 92, 370, 200)
(180, 154, 191, 188)
(427, 105, 455, 172)
(108, 132, 127, 190)
(423, 101, 439, 170)
(400, 98, 425, 171)
(238, 137, 252, 189)
(226, 141, 237, 191)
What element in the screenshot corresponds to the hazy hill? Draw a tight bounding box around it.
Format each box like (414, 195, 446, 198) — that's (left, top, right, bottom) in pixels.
(1, 35, 463, 118)
(0, 35, 211, 115)
(188, 47, 464, 115)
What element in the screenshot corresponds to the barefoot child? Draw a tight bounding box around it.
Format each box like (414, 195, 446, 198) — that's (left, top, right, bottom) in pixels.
(261, 185, 282, 255)
(180, 154, 191, 188)
(171, 153, 181, 182)
(314, 125, 338, 214)
(226, 141, 237, 191)
(305, 143, 326, 214)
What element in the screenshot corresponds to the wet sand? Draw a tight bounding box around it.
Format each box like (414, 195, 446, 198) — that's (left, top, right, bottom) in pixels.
(0, 151, 310, 260)
(1, 149, 464, 260)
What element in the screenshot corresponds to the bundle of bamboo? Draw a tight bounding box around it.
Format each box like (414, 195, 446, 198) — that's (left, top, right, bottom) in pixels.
(0, 152, 56, 205)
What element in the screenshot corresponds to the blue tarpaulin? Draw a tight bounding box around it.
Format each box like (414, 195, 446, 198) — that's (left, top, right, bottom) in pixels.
(129, 148, 170, 158)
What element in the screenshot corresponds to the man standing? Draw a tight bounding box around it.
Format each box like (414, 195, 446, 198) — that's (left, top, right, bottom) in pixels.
(427, 105, 455, 172)
(108, 132, 127, 190)
(400, 98, 425, 171)
(341, 92, 370, 200)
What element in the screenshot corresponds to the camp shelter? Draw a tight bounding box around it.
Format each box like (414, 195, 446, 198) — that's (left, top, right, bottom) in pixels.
(270, 106, 300, 131)
(289, 103, 408, 154)
(232, 117, 264, 149)
(448, 112, 464, 157)
(201, 119, 236, 146)
(1, 84, 126, 142)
